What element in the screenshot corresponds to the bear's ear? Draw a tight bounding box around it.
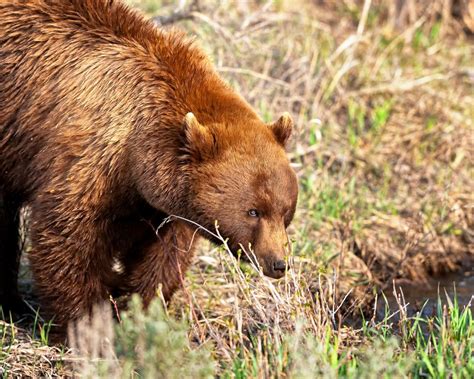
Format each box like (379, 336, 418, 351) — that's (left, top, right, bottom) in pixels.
(183, 112, 215, 160)
(269, 112, 293, 147)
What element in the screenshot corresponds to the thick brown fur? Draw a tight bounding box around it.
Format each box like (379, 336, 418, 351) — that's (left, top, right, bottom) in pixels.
(0, 0, 298, 333)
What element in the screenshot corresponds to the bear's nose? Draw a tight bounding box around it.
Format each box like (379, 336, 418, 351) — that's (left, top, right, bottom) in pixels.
(273, 260, 287, 272)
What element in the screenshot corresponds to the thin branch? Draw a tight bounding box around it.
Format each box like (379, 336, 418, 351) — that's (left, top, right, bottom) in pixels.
(153, 0, 201, 26)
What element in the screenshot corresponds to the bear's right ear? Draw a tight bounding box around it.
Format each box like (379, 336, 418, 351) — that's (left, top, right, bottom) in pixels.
(269, 112, 294, 147)
(182, 112, 215, 160)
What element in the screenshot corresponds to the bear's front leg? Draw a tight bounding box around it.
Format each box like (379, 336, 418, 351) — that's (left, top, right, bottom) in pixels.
(28, 200, 116, 335)
(122, 220, 198, 305)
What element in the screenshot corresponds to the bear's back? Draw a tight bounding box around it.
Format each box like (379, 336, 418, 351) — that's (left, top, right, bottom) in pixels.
(0, 0, 257, 199)
(0, 0, 216, 194)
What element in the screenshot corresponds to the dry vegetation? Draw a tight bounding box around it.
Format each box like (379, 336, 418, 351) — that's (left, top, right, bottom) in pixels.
(1, 0, 473, 377)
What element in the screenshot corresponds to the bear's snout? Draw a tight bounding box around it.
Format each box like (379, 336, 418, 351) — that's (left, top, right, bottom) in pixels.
(251, 220, 292, 279)
(273, 259, 287, 273)
(261, 256, 289, 279)
(268, 259, 288, 279)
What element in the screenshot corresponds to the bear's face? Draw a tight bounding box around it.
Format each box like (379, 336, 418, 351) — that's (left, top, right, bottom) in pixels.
(183, 113, 298, 279)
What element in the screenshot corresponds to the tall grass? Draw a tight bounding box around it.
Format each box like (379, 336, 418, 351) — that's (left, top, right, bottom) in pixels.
(63, 266, 474, 377)
(2, 244, 472, 377)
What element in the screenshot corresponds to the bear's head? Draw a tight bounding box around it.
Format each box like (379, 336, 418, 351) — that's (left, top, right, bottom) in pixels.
(181, 112, 298, 279)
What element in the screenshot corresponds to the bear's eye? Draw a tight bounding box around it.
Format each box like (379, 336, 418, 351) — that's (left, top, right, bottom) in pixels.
(248, 209, 259, 218)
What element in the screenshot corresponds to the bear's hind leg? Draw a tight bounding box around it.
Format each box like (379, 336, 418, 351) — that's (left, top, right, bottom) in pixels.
(122, 220, 198, 306)
(0, 193, 23, 316)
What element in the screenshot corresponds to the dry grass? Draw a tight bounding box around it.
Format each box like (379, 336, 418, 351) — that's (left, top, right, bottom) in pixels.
(0, 320, 72, 377)
(1, 0, 473, 377)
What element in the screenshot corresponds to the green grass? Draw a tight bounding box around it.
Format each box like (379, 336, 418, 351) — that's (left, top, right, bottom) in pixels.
(3, 293, 471, 378)
(206, 293, 474, 378)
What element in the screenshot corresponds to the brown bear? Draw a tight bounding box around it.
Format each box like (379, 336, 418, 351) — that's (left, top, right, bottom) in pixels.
(0, 0, 298, 331)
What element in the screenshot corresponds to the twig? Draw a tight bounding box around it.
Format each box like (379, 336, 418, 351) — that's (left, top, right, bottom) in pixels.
(153, 0, 201, 26)
(217, 66, 291, 88)
(347, 73, 453, 96)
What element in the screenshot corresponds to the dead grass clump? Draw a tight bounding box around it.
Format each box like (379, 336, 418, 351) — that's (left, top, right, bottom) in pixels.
(0, 320, 73, 377)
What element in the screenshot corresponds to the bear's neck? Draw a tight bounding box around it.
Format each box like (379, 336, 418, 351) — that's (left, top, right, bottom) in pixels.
(191, 79, 259, 125)
(170, 66, 260, 126)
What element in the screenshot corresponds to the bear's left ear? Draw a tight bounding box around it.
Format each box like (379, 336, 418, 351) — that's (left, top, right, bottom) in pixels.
(183, 112, 215, 160)
(269, 112, 293, 147)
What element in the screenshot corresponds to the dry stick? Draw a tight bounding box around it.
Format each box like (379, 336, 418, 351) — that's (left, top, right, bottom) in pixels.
(303, 48, 320, 108)
(189, 11, 235, 42)
(236, 16, 288, 40)
(311, 37, 357, 112)
(216, 67, 291, 89)
(239, 0, 273, 31)
(109, 295, 121, 324)
(347, 73, 454, 96)
(318, 0, 372, 105)
(357, 0, 372, 36)
(333, 0, 371, 89)
(153, 2, 236, 52)
(235, 2, 289, 40)
(153, 0, 201, 26)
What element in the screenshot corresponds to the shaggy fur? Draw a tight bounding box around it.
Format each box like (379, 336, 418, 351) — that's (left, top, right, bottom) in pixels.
(0, 0, 298, 332)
